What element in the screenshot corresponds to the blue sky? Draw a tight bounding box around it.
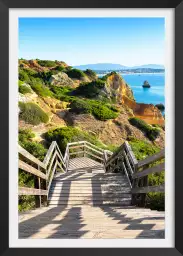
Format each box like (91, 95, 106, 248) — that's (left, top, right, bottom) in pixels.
(19, 18, 165, 66)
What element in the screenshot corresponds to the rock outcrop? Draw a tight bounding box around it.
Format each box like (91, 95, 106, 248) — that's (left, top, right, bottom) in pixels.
(49, 72, 75, 87)
(101, 72, 134, 103)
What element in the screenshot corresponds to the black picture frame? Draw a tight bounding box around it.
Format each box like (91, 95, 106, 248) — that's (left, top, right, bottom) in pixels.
(0, 0, 182, 255)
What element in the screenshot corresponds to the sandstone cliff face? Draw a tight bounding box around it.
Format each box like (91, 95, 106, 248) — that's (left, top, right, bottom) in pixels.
(102, 73, 134, 102)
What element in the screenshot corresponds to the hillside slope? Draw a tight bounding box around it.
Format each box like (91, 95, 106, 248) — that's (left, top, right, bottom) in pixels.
(18, 59, 165, 148)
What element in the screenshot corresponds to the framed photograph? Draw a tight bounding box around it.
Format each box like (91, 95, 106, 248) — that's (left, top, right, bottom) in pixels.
(0, 0, 182, 255)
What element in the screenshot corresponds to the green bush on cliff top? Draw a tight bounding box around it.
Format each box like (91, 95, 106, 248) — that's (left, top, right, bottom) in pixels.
(19, 102, 49, 125)
(37, 60, 57, 67)
(65, 68, 85, 79)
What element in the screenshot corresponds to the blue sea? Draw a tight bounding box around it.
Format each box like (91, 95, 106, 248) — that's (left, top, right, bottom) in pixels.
(121, 73, 165, 106)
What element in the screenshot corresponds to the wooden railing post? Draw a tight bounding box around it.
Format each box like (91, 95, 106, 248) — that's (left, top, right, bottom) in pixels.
(131, 162, 138, 205)
(34, 165, 41, 208)
(84, 142, 86, 157)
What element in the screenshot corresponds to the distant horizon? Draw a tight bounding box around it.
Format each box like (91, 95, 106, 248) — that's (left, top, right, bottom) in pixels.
(19, 58, 164, 68)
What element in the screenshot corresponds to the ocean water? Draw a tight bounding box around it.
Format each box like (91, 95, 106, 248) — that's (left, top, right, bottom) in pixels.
(121, 73, 165, 106)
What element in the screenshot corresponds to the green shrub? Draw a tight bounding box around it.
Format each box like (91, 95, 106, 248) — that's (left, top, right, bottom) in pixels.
(19, 84, 32, 94)
(69, 99, 92, 114)
(92, 104, 118, 120)
(19, 128, 35, 143)
(37, 60, 57, 67)
(45, 126, 103, 154)
(73, 79, 105, 98)
(19, 102, 49, 125)
(50, 85, 76, 102)
(19, 69, 30, 83)
(146, 192, 164, 211)
(129, 117, 160, 141)
(66, 68, 85, 79)
(54, 65, 65, 72)
(69, 99, 118, 121)
(31, 83, 53, 97)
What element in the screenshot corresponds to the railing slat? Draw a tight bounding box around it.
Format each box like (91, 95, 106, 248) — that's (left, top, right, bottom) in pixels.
(18, 145, 46, 169)
(122, 163, 132, 188)
(19, 187, 47, 196)
(43, 141, 56, 167)
(138, 149, 165, 168)
(19, 160, 46, 180)
(133, 162, 165, 179)
(47, 161, 58, 194)
(69, 151, 84, 156)
(85, 145, 103, 155)
(124, 141, 138, 165)
(85, 141, 104, 152)
(123, 150, 134, 176)
(85, 151, 104, 161)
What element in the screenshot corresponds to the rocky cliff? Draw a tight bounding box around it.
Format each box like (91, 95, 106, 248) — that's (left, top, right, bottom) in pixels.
(103, 72, 164, 125)
(101, 72, 134, 102)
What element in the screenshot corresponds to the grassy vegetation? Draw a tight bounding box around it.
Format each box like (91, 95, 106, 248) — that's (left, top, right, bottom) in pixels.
(129, 117, 160, 141)
(31, 83, 54, 97)
(128, 137, 164, 211)
(19, 102, 49, 125)
(50, 85, 75, 102)
(18, 129, 47, 211)
(18, 81, 32, 94)
(69, 99, 118, 121)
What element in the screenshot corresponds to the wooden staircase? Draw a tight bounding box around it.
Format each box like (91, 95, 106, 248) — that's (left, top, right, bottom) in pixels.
(18, 140, 165, 239)
(49, 170, 132, 206)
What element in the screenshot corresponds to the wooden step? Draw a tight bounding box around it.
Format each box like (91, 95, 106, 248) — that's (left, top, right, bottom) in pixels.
(48, 199, 132, 206)
(49, 188, 132, 194)
(49, 194, 132, 200)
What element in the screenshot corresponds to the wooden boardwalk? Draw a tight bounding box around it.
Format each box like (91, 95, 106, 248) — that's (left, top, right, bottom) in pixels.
(19, 205, 165, 239)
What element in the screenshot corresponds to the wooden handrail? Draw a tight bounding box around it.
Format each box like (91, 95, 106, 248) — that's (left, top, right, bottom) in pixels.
(132, 162, 165, 179)
(18, 145, 46, 169)
(131, 149, 165, 206)
(18, 141, 66, 208)
(138, 149, 165, 168)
